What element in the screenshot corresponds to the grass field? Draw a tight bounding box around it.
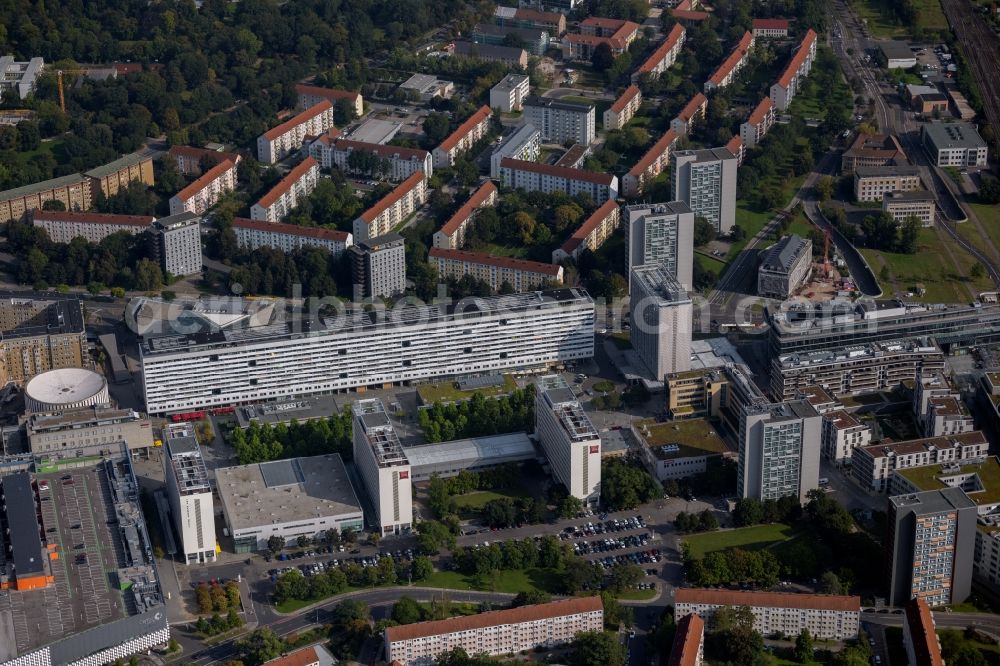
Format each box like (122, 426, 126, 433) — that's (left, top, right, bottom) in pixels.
(451, 485, 533, 511)
(416, 374, 517, 404)
(849, 0, 948, 36)
(958, 203, 1000, 258)
(695, 253, 727, 275)
(682, 523, 799, 559)
(617, 588, 658, 601)
(420, 568, 561, 594)
(730, 204, 776, 259)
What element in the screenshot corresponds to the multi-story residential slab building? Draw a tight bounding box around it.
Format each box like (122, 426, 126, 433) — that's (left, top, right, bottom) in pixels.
(852, 431, 989, 492)
(752, 18, 790, 38)
(523, 96, 595, 146)
(153, 212, 203, 277)
(633, 24, 686, 82)
(704, 31, 755, 92)
(385, 597, 603, 666)
(674, 589, 860, 640)
(164, 426, 216, 564)
(353, 171, 427, 241)
(167, 145, 240, 176)
(740, 97, 776, 148)
(552, 199, 620, 262)
(84, 151, 155, 199)
(821, 410, 871, 463)
(257, 101, 335, 164)
(903, 597, 945, 666)
(604, 85, 642, 131)
(494, 6, 566, 35)
(25, 405, 153, 458)
(770, 29, 818, 111)
(922, 122, 988, 167)
(665, 368, 730, 420)
(498, 158, 618, 203)
(630, 264, 692, 379)
(667, 614, 705, 666)
(250, 157, 319, 222)
(452, 41, 529, 68)
(563, 18, 640, 60)
(670, 93, 708, 136)
(490, 123, 541, 178)
(738, 400, 822, 502)
(31, 210, 153, 244)
(672, 147, 737, 234)
(353, 399, 413, 535)
(0, 56, 44, 99)
(472, 24, 550, 55)
(140, 288, 595, 413)
(434, 181, 498, 249)
(0, 299, 87, 386)
(725, 135, 745, 166)
(623, 129, 678, 197)
(350, 232, 407, 299)
(625, 201, 695, 287)
(433, 105, 493, 169)
(0, 173, 92, 224)
(429, 247, 563, 292)
(924, 396, 975, 437)
(232, 217, 352, 256)
(841, 133, 908, 174)
(758, 234, 813, 299)
(309, 137, 432, 180)
(535, 375, 601, 505)
(883, 190, 937, 226)
(169, 158, 238, 216)
(854, 165, 923, 201)
(295, 83, 364, 118)
(887, 487, 977, 606)
(490, 74, 531, 112)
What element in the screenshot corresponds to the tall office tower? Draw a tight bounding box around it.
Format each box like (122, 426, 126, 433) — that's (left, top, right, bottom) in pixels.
(352, 399, 413, 535)
(671, 147, 738, 234)
(886, 487, 976, 607)
(153, 212, 203, 277)
(534, 375, 601, 505)
(629, 264, 693, 380)
(625, 202, 695, 289)
(350, 232, 407, 299)
(738, 400, 822, 502)
(163, 424, 216, 564)
(522, 96, 596, 146)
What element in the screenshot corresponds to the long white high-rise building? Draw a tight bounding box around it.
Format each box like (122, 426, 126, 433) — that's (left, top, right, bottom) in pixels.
(140, 289, 595, 414)
(625, 202, 694, 289)
(352, 399, 413, 535)
(738, 400, 822, 502)
(535, 375, 601, 505)
(163, 425, 216, 564)
(671, 148, 738, 235)
(630, 264, 692, 380)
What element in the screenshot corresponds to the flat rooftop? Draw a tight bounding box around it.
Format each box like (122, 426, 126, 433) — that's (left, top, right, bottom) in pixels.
(689, 337, 748, 370)
(402, 433, 536, 471)
(354, 399, 409, 467)
(776, 337, 940, 368)
(348, 118, 402, 145)
(216, 455, 363, 533)
(537, 375, 598, 442)
(235, 396, 341, 429)
(634, 418, 729, 460)
(166, 435, 211, 495)
(897, 456, 1000, 507)
(923, 122, 987, 150)
(0, 299, 85, 340)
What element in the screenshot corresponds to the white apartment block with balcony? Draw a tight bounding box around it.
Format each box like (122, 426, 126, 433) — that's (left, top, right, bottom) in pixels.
(770, 30, 818, 111)
(523, 96, 595, 146)
(352, 399, 413, 535)
(851, 431, 989, 492)
(232, 217, 352, 256)
(490, 123, 542, 178)
(433, 181, 498, 249)
(632, 24, 686, 81)
(352, 171, 427, 241)
(670, 93, 708, 137)
(257, 101, 335, 164)
(738, 400, 822, 502)
(429, 247, 563, 292)
(704, 32, 754, 92)
(821, 410, 872, 463)
(31, 210, 153, 244)
(490, 74, 530, 112)
(623, 130, 678, 197)
(309, 137, 433, 181)
(169, 158, 238, 216)
(604, 85, 642, 131)
(535, 375, 601, 505)
(740, 97, 776, 148)
(432, 105, 493, 168)
(498, 158, 618, 204)
(164, 426, 217, 564)
(250, 157, 320, 222)
(553, 199, 621, 263)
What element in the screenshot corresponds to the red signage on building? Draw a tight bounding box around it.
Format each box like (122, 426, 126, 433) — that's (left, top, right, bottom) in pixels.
(399, 471, 409, 479)
(590, 445, 600, 454)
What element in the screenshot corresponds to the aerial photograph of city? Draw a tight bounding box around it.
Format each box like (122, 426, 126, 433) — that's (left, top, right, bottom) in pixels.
(0, 0, 999, 664)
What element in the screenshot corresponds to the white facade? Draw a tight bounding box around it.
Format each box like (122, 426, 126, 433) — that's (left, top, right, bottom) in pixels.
(295, 84, 364, 117)
(633, 24, 685, 81)
(140, 289, 595, 414)
(353, 171, 427, 241)
(535, 375, 601, 505)
(672, 147, 738, 234)
(740, 97, 776, 148)
(309, 137, 433, 181)
(257, 101, 335, 164)
(523, 96, 595, 146)
(490, 74, 530, 112)
(432, 105, 493, 169)
(623, 130, 678, 197)
(250, 158, 320, 222)
(770, 30, 818, 111)
(164, 427, 216, 565)
(490, 124, 541, 179)
(498, 158, 618, 204)
(630, 264, 692, 380)
(0, 56, 44, 100)
(169, 159, 238, 217)
(232, 217, 352, 256)
(350, 233, 407, 299)
(352, 399, 413, 535)
(704, 32, 755, 92)
(821, 410, 872, 462)
(603, 85, 642, 131)
(429, 247, 563, 292)
(31, 211, 153, 244)
(153, 213, 202, 278)
(670, 93, 707, 137)
(882, 191, 936, 226)
(553, 199, 621, 263)
(434, 181, 499, 249)
(625, 202, 695, 289)
(851, 431, 989, 492)
(738, 400, 822, 502)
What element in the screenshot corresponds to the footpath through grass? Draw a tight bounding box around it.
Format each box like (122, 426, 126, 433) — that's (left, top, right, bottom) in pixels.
(682, 523, 799, 559)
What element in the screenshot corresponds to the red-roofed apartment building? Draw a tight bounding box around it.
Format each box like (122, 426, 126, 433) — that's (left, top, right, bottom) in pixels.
(552, 199, 620, 262)
(429, 247, 563, 292)
(310, 137, 433, 181)
(770, 29, 818, 111)
(498, 158, 619, 204)
(295, 83, 364, 118)
(725, 135, 745, 165)
(903, 597, 944, 666)
(563, 17, 640, 60)
(167, 145, 241, 177)
(674, 588, 861, 639)
(31, 210, 153, 244)
(432, 105, 493, 169)
(232, 217, 352, 256)
(169, 158, 238, 216)
(353, 171, 427, 241)
(633, 24, 686, 82)
(667, 614, 705, 666)
(704, 31, 755, 92)
(261, 644, 337, 666)
(433, 181, 498, 249)
(257, 101, 335, 164)
(752, 18, 791, 39)
(250, 157, 320, 223)
(604, 85, 642, 131)
(622, 129, 678, 197)
(740, 97, 776, 148)
(670, 93, 708, 136)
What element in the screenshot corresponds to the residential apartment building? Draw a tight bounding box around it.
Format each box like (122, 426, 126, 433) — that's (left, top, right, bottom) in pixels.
(740, 97, 776, 148)
(667, 614, 705, 666)
(429, 247, 563, 292)
(914, 371, 959, 424)
(852, 431, 989, 492)
(630, 264, 692, 379)
(250, 157, 319, 222)
(670, 93, 708, 136)
(625, 201, 695, 288)
(922, 122, 988, 167)
(523, 96, 595, 146)
(232, 217, 352, 256)
(622, 129, 678, 197)
(139, 289, 595, 413)
(163, 426, 217, 564)
(0, 299, 87, 386)
(494, 6, 566, 35)
(83, 151, 155, 199)
(350, 232, 407, 299)
(758, 234, 813, 299)
(883, 190, 937, 226)
(903, 597, 945, 666)
(633, 24, 686, 82)
(257, 101, 335, 164)
(725, 135, 745, 166)
(497, 158, 618, 204)
(262, 645, 337, 666)
(295, 83, 364, 118)
(490, 74, 531, 112)
(309, 137, 432, 181)
(352, 399, 413, 535)
(841, 133, 908, 175)
(821, 410, 871, 463)
(674, 589, 860, 640)
(535, 375, 601, 505)
(385, 597, 603, 666)
(472, 24, 550, 56)
(854, 165, 923, 201)
(924, 396, 975, 437)
(353, 171, 427, 241)
(886, 487, 977, 606)
(168, 158, 238, 216)
(0, 174, 92, 224)
(153, 212, 203, 278)
(738, 400, 822, 502)
(452, 41, 529, 69)
(604, 85, 642, 131)
(671, 147, 738, 234)
(490, 123, 541, 178)
(752, 18, 791, 38)
(433, 181, 499, 249)
(432, 105, 493, 169)
(704, 32, 755, 92)
(552, 199, 620, 262)
(167, 145, 239, 177)
(25, 405, 153, 458)
(563, 18, 640, 60)
(770, 29, 818, 111)
(0, 56, 44, 99)
(31, 210, 153, 244)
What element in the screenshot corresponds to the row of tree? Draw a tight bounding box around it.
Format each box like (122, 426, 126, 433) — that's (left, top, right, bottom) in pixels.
(426, 466, 522, 516)
(602, 459, 662, 511)
(227, 413, 353, 465)
(417, 388, 535, 443)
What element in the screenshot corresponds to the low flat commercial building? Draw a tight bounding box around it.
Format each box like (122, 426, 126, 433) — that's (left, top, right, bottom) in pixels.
(883, 190, 936, 226)
(472, 24, 549, 56)
(490, 74, 530, 112)
(402, 433, 538, 481)
(758, 234, 812, 299)
(622, 129, 678, 197)
(604, 85, 642, 131)
(250, 157, 320, 222)
(523, 96, 595, 146)
(672, 147, 737, 234)
(535, 375, 601, 505)
(216, 454, 364, 553)
(353, 170, 427, 241)
(433, 105, 493, 169)
(429, 247, 563, 292)
(295, 83, 364, 118)
(667, 614, 705, 666)
(168, 158, 238, 216)
(309, 136, 432, 181)
(633, 24, 686, 82)
(634, 417, 728, 481)
(31, 210, 153, 244)
(704, 32, 754, 92)
(350, 232, 407, 299)
(738, 400, 822, 502)
(903, 597, 945, 666)
(552, 199, 620, 263)
(385, 597, 603, 666)
(153, 212, 203, 278)
(670, 93, 708, 137)
(879, 41, 917, 69)
(0, 173, 92, 224)
(353, 399, 413, 535)
(490, 123, 541, 179)
(452, 41, 529, 69)
(674, 589, 861, 640)
(770, 29, 818, 111)
(841, 134, 908, 175)
(851, 431, 989, 492)
(84, 151, 155, 199)
(921, 122, 988, 167)
(257, 101, 335, 164)
(498, 158, 618, 204)
(821, 410, 871, 463)
(0, 56, 44, 99)
(630, 264, 692, 380)
(232, 217, 352, 256)
(434, 180, 499, 249)
(163, 427, 216, 564)
(740, 97, 776, 148)
(25, 405, 153, 458)
(398, 74, 455, 102)
(752, 18, 790, 38)
(854, 165, 922, 201)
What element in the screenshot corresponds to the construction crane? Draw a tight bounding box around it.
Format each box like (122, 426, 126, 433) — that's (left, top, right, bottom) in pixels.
(55, 69, 90, 113)
(823, 227, 833, 277)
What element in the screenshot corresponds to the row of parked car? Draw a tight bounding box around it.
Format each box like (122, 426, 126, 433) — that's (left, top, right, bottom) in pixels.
(594, 549, 661, 570)
(268, 549, 417, 580)
(573, 533, 653, 555)
(563, 515, 647, 540)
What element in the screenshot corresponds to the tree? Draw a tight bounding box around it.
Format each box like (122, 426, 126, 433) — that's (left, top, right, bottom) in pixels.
(412, 555, 434, 581)
(817, 176, 834, 202)
(609, 563, 644, 593)
(602, 459, 660, 510)
(296, 535, 309, 548)
(391, 596, 424, 624)
(820, 571, 845, 595)
(367, 531, 381, 547)
(971, 263, 985, 279)
(236, 628, 284, 666)
(980, 176, 1000, 205)
(569, 631, 626, 666)
(266, 535, 285, 555)
(274, 569, 308, 604)
(134, 258, 163, 291)
(712, 606, 765, 665)
(693, 217, 717, 246)
(559, 495, 585, 519)
(591, 43, 616, 71)
(511, 590, 552, 607)
(795, 628, 815, 663)
(733, 498, 764, 526)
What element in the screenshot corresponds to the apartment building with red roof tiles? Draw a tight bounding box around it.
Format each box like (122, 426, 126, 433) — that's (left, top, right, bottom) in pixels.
(262, 644, 337, 666)
(740, 97, 776, 148)
(429, 247, 563, 292)
(309, 137, 433, 181)
(250, 157, 320, 223)
(498, 158, 619, 204)
(432, 105, 493, 169)
(903, 597, 944, 666)
(232, 217, 352, 256)
(563, 17, 640, 60)
(604, 85, 642, 131)
(667, 614, 705, 666)
(704, 31, 755, 92)
(552, 199, 620, 263)
(257, 101, 335, 164)
(752, 18, 791, 39)
(633, 24, 686, 81)
(167, 146, 241, 177)
(353, 171, 427, 241)
(670, 93, 708, 136)
(770, 29, 818, 111)
(31, 210, 153, 244)
(725, 135, 745, 165)
(169, 158, 238, 216)
(622, 129, 678, 197)
(433, 181, 498, 249)
(295, 84, 364, 118)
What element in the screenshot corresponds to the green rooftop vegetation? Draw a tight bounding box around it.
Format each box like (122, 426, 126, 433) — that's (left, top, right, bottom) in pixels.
(416, 374, 517, 404)
(635, 418, 729, 460)
(897, 456, 1000, 506)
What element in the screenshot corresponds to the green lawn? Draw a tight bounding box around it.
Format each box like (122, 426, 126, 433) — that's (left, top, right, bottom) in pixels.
(609, 332, 632, 350)
(416, 374, 517, 405)
(849, 0, 947, 36)
(695, 253, 726, 274)
(682, 523, 799, 559)
(275, 586, 361, 613)
(420, 568, 562, 594)
(729, 204, 775, 259)
(451, 486, 532, 511)
(958, 203, 1000, 260)
(617, 588, 658, 601)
